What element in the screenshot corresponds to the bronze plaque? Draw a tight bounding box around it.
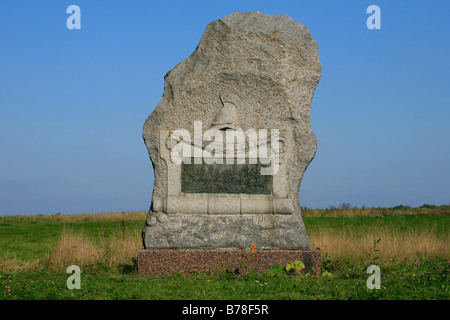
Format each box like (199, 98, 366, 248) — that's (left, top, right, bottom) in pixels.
(181, 160, 272, 194)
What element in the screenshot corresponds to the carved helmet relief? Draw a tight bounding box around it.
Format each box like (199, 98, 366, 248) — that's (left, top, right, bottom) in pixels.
(211, 95, 240, 131)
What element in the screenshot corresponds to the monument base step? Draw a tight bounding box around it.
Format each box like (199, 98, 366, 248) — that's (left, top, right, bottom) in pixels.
(137, 248, 322, 276)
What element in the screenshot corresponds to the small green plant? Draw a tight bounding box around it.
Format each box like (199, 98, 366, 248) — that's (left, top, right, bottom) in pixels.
(239, 247, 249, 272)
(321, 270, 333, 277)
(285, 260, 305, 275)
(369, 238, 382, 262)
(238, 244, 257, 273)
(265, 264, 286, 276)
(322, 252, 337, 272)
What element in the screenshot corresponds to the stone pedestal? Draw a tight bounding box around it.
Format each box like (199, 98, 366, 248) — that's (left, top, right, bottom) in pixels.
(137, 248, 322, 276)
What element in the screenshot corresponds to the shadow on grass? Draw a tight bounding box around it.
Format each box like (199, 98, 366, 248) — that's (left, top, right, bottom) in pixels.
(118, 258, 137, 274)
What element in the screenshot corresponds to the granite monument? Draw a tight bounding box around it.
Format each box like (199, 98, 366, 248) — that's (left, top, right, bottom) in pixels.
(139, 11, 321, 274)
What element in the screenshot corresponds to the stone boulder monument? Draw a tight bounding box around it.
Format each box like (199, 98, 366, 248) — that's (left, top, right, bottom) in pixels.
(138, 12, 321, 275)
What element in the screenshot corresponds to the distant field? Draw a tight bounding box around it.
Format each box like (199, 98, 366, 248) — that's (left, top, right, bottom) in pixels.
(0, 207, 448, 299)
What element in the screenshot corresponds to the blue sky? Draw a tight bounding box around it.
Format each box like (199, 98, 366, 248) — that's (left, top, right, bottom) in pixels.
(0, 1, 449, 215)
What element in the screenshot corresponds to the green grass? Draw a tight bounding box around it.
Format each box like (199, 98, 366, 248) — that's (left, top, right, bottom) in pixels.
(1, 258, 448, 300)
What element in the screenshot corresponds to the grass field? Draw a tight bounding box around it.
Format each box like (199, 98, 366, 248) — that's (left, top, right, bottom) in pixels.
(0, 206, 449, 300)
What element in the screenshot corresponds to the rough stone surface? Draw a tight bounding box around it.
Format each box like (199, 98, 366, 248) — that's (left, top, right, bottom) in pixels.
(137, 249, 322, 276)
(142, 11, 321, 250)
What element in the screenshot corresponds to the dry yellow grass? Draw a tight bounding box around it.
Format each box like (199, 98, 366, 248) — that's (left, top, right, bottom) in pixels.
(0, 255, 35, 272)
(46, 227, 142, 272)
(101, 230, 142, 266)
(309, 224, 449, 264)
(65, 211, 147, 223)
(10, 211, 148, 223)
(47, 229, 103, 271)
